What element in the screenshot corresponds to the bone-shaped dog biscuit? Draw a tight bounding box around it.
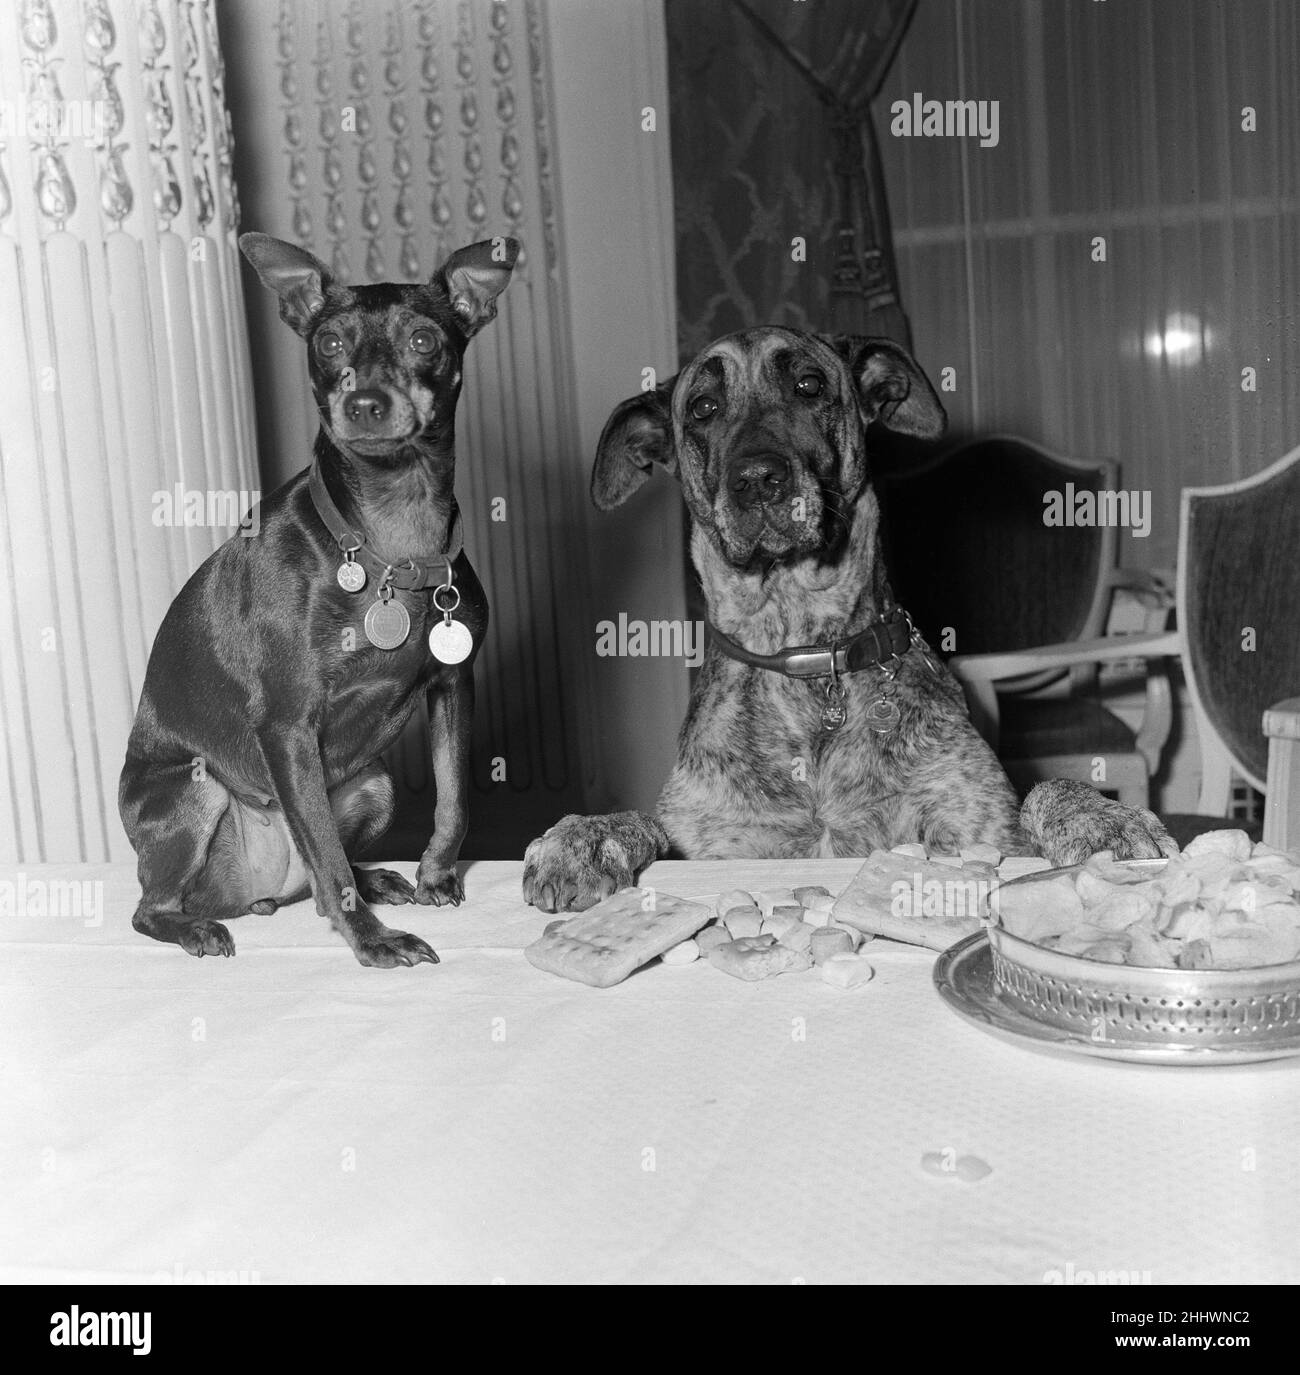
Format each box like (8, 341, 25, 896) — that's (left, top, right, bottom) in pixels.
(525, 888, 712, 988)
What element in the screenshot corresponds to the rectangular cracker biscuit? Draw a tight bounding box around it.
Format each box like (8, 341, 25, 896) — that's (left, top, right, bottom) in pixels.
(831, 850, 987, 952)
(524, 888, 712, 987)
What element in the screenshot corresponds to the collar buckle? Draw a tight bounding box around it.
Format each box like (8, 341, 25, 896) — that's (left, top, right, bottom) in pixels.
(782, 649, 838, 678)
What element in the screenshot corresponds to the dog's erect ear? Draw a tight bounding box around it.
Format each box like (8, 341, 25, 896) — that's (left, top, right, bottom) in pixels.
(824, 335, 947, 440)
(239, 233, 333, 337)
(591, 377, 678, 511)
(438, 236, 520, 337)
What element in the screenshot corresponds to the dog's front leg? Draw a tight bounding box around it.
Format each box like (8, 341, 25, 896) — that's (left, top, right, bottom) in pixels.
(1021, 779, 1179, 865)
(414, 671, 472, 906)
(260, 727, 438, 967)
(522, 811, 670, 913)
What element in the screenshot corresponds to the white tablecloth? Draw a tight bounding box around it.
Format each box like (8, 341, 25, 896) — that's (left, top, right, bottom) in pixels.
(2, 858, 1297, 1284)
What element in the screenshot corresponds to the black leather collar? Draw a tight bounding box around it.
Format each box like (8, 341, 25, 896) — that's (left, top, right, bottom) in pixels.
(706, 606, 914, 679)
(307, 462, 463, 591)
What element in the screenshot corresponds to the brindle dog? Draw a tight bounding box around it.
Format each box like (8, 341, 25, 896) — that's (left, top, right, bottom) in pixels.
(522, 327, 1175, 912)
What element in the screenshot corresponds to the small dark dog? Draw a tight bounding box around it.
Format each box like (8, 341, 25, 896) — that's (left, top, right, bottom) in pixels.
(119, 232, 517, 965)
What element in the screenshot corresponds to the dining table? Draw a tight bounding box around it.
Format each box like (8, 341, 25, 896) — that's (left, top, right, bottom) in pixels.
(2, 856, 1298, 1284)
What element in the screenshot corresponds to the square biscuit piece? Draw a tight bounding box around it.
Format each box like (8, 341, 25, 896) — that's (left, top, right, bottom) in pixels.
(832, 849, 987, 951)
(524, 887, 712, 988)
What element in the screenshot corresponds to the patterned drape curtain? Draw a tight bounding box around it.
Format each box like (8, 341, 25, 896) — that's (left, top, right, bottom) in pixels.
(0, 0, 256, 863)
(666, 0, 919, 356)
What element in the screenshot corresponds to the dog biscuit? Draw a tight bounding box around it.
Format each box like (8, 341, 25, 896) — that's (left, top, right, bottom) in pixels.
(695, 923, 731, 953)
(714, 888, 755, 917)
(810, 926, 856, 964)
(803, 902, 832, 928)
(762, 906, 804, 940)
(723, 906, 764, 938)
(833, 849, 986, 950)
(821, 953, 876, 989)
(525, 887, 712, 988)
(660, 938, 700, 966)
(997, 856, 1053, 880)
(779, 920, 816, 952)
(1184, 828, 1253, 862)
(755, 888, 798, 916)
(708, 935, 813, 981)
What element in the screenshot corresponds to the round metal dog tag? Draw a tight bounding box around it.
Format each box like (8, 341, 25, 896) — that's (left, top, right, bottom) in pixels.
(337, 560, 366, 593)
(864, 696, 901, 734)
(363, 598, 411, 650)
(428, 617, 473, 664)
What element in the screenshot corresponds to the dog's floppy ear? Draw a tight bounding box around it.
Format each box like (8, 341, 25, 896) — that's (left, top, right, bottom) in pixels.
(824, 335, 946, 440)
(438, 236, 520, 337)
(239, 233, 333, 337)
(591, 376, 678, 511)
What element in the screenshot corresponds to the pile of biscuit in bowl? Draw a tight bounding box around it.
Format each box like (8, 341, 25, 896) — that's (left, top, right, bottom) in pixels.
(980, 830, 1300, 1054)
(992, 830, 1300, 970)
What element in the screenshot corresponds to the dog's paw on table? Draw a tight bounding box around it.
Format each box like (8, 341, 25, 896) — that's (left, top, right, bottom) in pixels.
(522, 811, 669, 912)
(350, 922, 439, 968)
(1021, 779, 1179, 868)
(178, 918, 236, 958)
(353, 865, 417, 906)
(413, 866, 465, 907)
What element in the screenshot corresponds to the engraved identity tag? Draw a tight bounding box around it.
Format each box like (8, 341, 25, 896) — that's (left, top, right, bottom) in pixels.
(337, 559, 366, 593)
(364, 595, 411, 650)
(864, 696, 901, 733)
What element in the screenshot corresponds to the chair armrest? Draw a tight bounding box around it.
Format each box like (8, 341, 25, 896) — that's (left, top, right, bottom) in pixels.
(949, 631, 1182, 684)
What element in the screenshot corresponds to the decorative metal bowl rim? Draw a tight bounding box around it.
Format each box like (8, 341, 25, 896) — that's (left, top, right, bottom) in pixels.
(986, 860, 1300, 1035)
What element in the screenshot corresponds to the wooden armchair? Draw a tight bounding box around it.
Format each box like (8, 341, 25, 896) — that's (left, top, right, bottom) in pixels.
(877, 435, 1174, 808)
(947, 444, 1300, 851)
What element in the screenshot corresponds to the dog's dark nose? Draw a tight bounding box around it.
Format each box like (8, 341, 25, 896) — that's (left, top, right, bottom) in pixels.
(728, 452, 790, 509)
(344, 389, 391, 431)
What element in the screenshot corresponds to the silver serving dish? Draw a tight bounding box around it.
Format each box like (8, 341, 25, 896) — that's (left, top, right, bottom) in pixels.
(934, 859, 1300, 1065)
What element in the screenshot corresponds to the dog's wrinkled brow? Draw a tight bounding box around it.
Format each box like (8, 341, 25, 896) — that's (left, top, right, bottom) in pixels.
(770, 346, 821, 378)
